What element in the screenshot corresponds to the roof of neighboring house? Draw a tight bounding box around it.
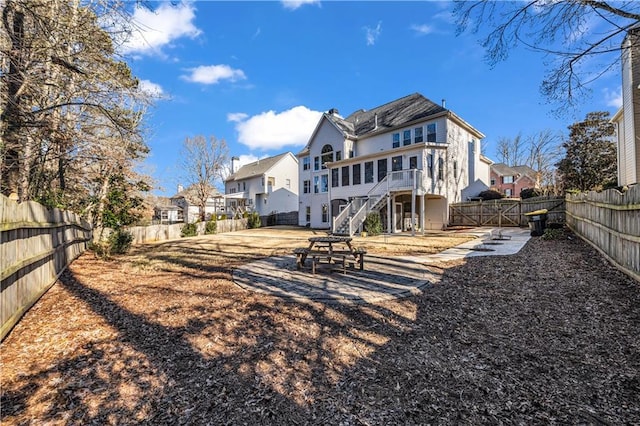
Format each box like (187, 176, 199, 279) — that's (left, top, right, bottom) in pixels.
(298, 93, 484, 156)
(491, 163, 538, 181)
(511, 165, 537, 181)
(225, 152, 294, 182)
(170, 184, 223, 203)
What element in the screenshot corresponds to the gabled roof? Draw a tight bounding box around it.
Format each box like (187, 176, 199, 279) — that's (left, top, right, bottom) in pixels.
(490, 163, 517, 177)
(225, 152, 295, 182)
(299, 93, 484, 156)
(511, 165, 538, 181)
(170, 184, 223, 203)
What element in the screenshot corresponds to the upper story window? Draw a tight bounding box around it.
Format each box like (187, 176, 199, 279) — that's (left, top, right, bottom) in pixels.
(491, 178, 496, 186)
(314, 175, 328, 193)
(427, 154, 434, 177)
(364, 161, 374, 183)
(314, 156, 320, 171)
(503, 175, 514, 184)
(321, 144, 333, 168)
(437, 157, 444, 181)
(391, 155, 403, 171)
(409, 156, 417, 170)
(331, 169, 339, 187)
(377, 158, 387, 182)
(303, 157, 310, 170)
(403, 130, 411, 146)
(392, 133, 400, 148)
(414, 127, 423, 143)
(243, 182, 247, 191)
(426, 123, 437, 142)
(348, 149, 354, 158)
(453, 160, 458, 179)
(341, 166, 350, 186)
(303, 180, 311, 193)
(336, 151, 342, 161)
(353, 164, 361, 185)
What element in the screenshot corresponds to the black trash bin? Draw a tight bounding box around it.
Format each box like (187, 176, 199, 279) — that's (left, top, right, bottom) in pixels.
(525, 209, 548, 237)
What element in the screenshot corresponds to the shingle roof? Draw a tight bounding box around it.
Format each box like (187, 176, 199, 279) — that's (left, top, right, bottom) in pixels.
(226, 152, 292, 182)
(340, 93, 447, 137)
(511, 165, 538, 180)
(491, 163, 517, 176)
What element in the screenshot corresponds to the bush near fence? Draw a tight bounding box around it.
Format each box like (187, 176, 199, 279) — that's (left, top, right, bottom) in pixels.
(125, 218, 250, 245)
(449, 196, 566, 227)
(1, 195, 92, 341)
(566, 185, 640, 282)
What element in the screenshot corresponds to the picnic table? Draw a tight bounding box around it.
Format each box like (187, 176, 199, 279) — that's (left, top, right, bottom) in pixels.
(294, 236, 366, 274)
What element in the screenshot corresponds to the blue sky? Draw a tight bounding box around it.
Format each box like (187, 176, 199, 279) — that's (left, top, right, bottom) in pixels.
(120, 1, 623, 197)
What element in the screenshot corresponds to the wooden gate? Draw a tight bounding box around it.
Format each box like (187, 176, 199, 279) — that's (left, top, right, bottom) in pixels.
(449, 196, 565, 227)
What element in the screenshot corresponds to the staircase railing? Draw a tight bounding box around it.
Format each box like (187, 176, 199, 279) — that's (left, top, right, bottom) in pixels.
(331, 169, 425, 235)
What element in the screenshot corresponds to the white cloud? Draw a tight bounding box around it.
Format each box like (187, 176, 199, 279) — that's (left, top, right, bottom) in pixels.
(365, 21, 382, 46)
(227, 112, 249, 122)
(237, 154, 266, 168)
(120, 2, 201, 56)
(281, 0, 321, 11)
(411, 24, 435, 36)
(231, 106, 323, 151)
(603, 87, 623, 108)
(138, 79, 167, 99)
(181, 65, 247, 85)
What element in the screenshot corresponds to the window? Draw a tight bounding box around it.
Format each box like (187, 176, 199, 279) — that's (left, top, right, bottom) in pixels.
(377, 158, 387, 182)
(364, 161, 374, 183)
(437, 157, 444, 181)
(503, 176, 514, 184)
(314, 176, 320, 193)
(332, 168, 339, 187)
(243, 182, 246, 191)
(305, 206, 311, 223)
(321, 174, 328, 192)
(237, 183, 241, 191)
(490, 178, 496, 186)
(348, 149, 354, 158)
(453, 161, 458, 179)
(321, 204, 328, 223)
(303, 180, 310, 194)
(427, 154, 434, 177)
(403, 130, 411, 146)
(352, 164, 361, 185)
(414, 127, 423, 143)
(321, 144, 333, 168)
(314, 156, 320, 171)
(505, 188, 512, 197)
(303, 157, 310, 170)
(392, 133, 400, 148)
(409, 156, 417, 170)
(336, 151, 342, 161)
(286, 179, 290, 188)
(341, 166, 350, 186)
(426, 123, 437, 142)
(391, 155, 403, 171)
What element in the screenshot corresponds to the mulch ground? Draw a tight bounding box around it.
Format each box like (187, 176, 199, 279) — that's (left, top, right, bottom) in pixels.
(1, 228, 639, 425)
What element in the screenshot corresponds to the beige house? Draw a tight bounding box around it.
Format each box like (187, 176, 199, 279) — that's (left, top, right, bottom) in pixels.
(297, 93, 490, 234)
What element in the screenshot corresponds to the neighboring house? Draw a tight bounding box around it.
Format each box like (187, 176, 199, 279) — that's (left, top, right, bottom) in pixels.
(155, 184, 225, 224)
(489, 163, 537, 198)
(224, 152, 299, 217)
(612, 25, 640, 186)
(297, 93, 489, 234)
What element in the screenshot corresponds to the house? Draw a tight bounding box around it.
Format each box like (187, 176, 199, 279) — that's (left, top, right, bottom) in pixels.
(224, 152, 299, 217)
(297, 93, 489, 234)
(612, 25, 640, 186)
(160, 184, 225, 223)
(490, 163, 538, 197)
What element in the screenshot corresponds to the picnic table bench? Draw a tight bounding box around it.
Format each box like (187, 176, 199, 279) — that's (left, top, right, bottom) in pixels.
(294, 236, 366, 274)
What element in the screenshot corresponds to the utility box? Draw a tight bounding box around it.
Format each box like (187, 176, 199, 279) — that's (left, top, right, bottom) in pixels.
(524, 209, 548, 237)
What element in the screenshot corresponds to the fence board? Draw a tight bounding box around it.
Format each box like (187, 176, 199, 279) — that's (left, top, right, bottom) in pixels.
(449, 196, 566, 227)
(566, 185, 640, 282)
(1, 195, 92, 341)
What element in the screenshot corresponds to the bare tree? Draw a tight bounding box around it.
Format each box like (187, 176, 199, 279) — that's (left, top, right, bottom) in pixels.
(495, 133, 527, 166)
(180, 135, 229, 222)
(454, 1, 640, 115)
(525, 129, 563, 193)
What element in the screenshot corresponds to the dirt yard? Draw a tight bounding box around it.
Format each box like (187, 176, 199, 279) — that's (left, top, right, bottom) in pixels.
(1, 226, 639, 424)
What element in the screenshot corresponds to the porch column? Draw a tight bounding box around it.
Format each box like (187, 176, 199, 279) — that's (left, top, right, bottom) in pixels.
(387, 193, 392, 234)
(411, 189, 416, 237)
(420, 195, 425, 236)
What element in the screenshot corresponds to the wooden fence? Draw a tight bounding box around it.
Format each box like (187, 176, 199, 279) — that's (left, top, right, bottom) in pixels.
(566, 185, 640, 282)
(125, 218, 249, 245)
(449, 196, 566, 227)
(1, 195, 92, 341)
